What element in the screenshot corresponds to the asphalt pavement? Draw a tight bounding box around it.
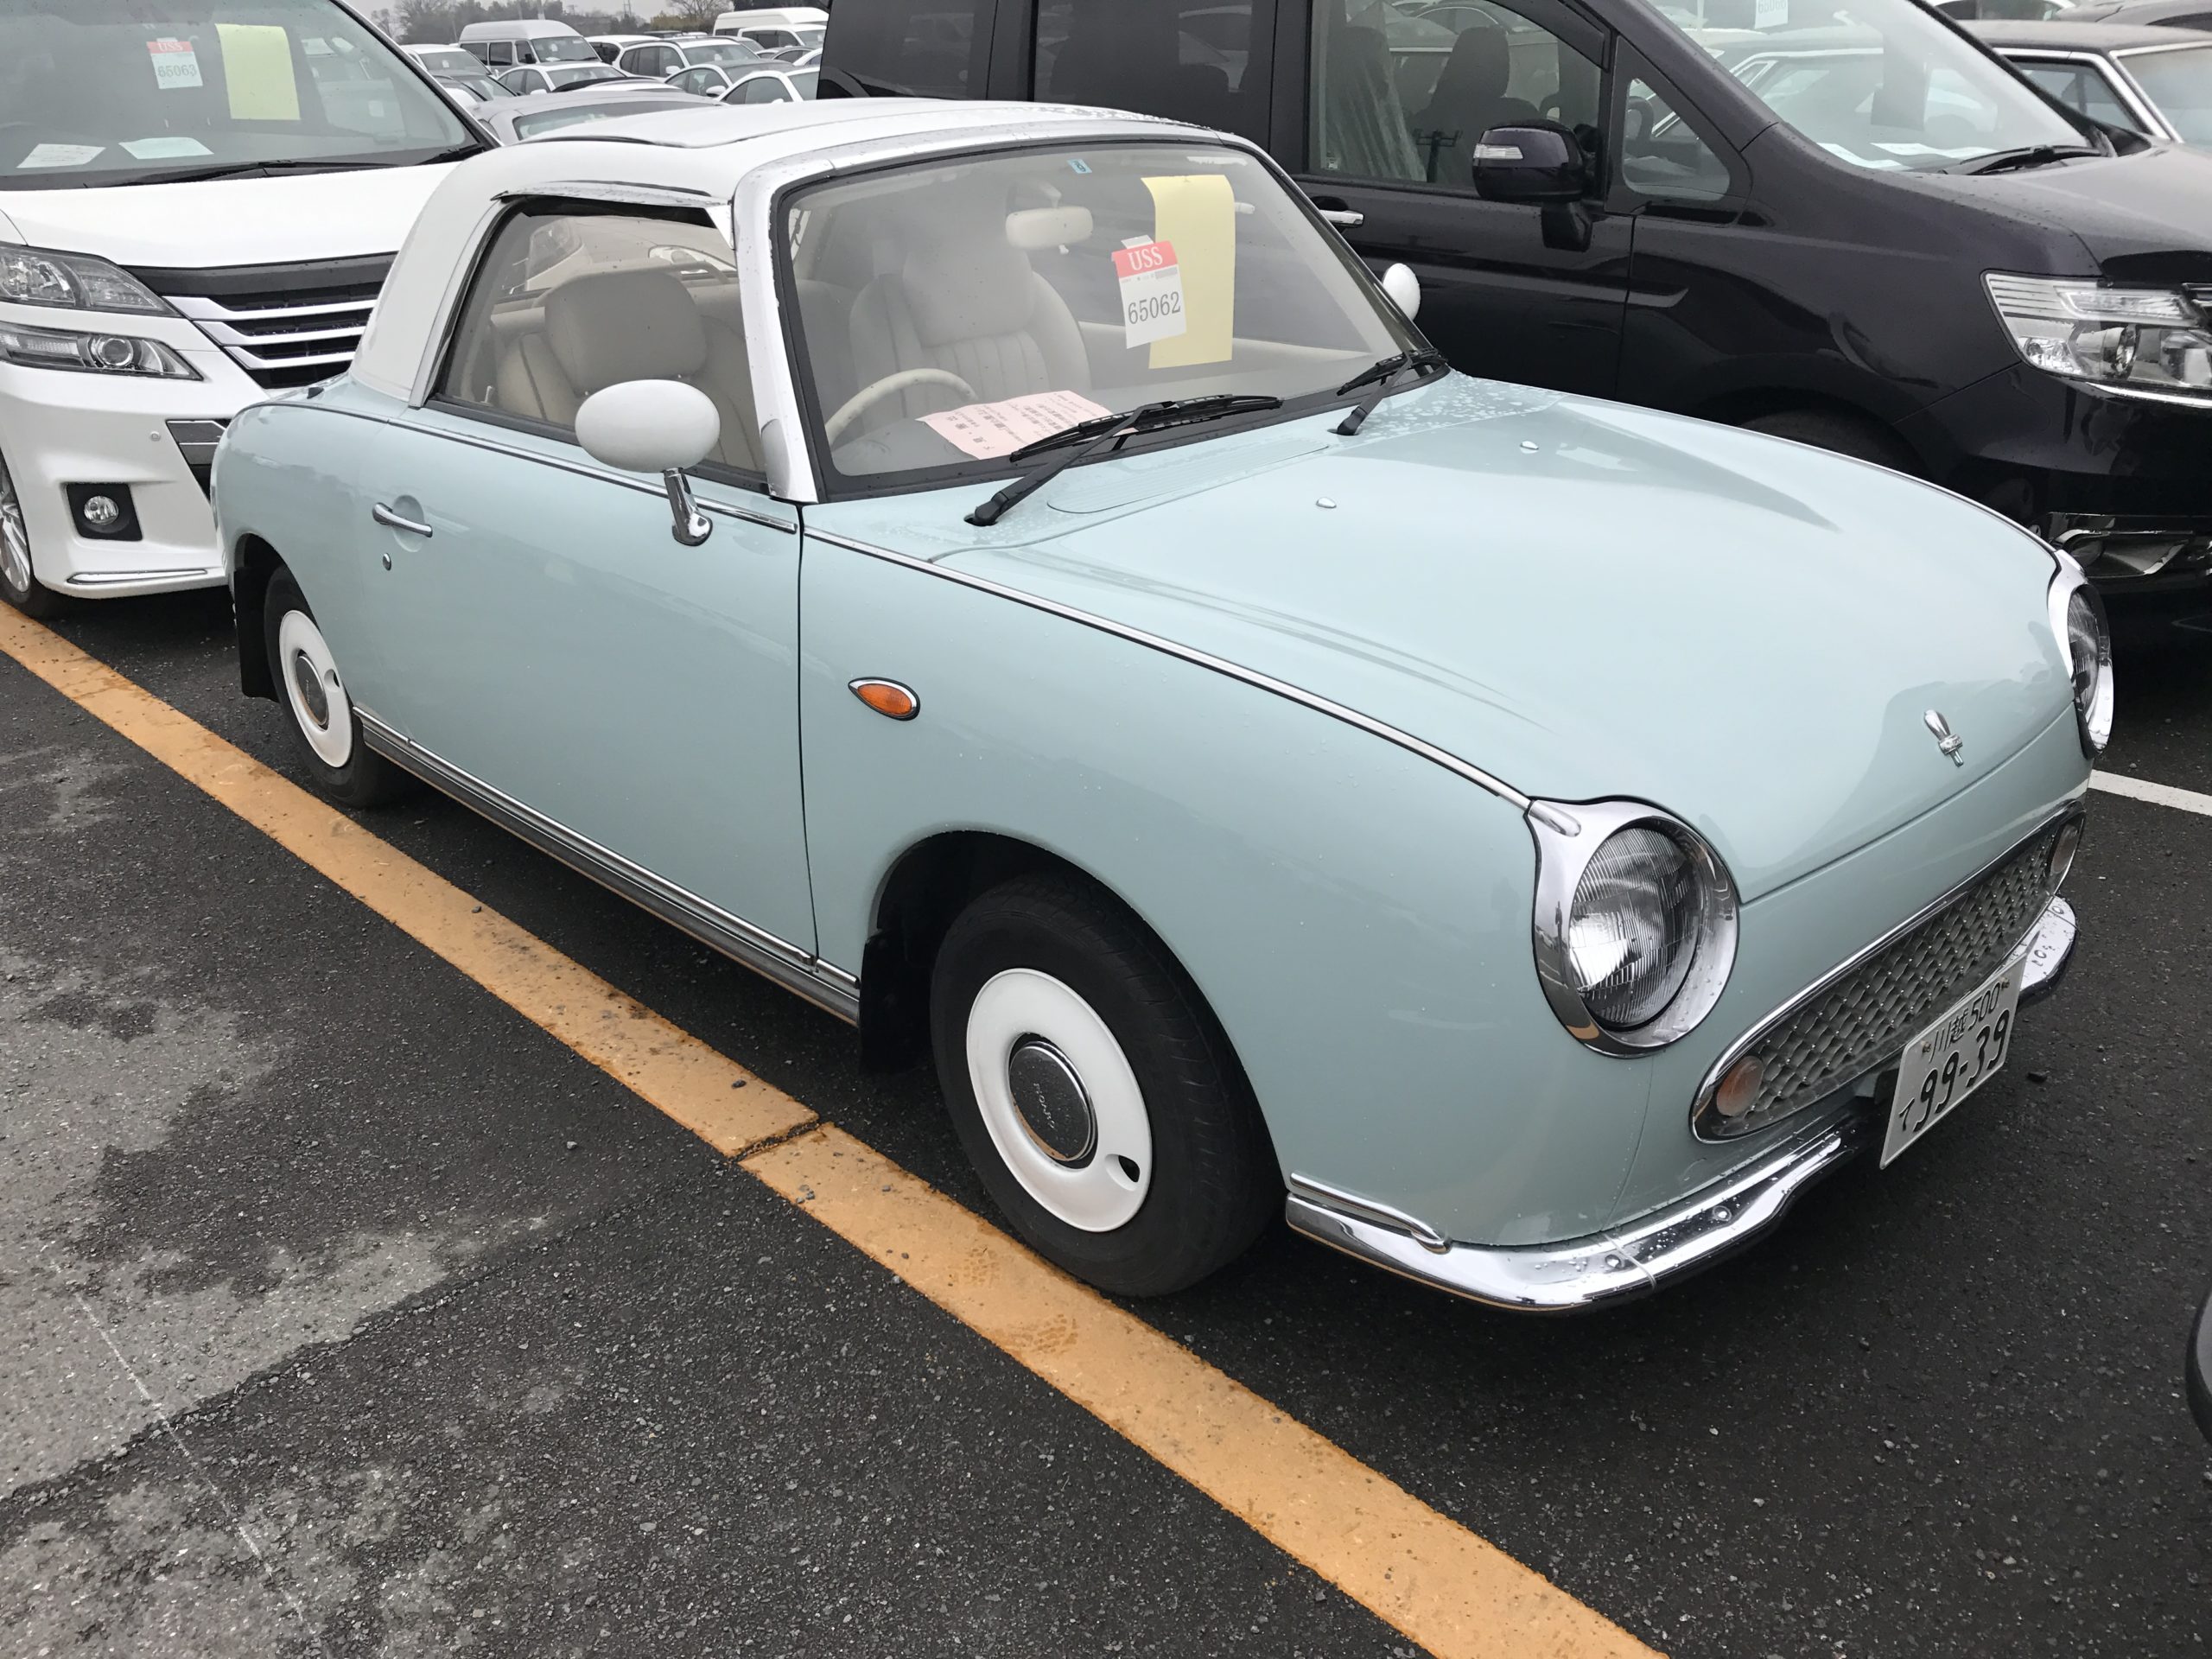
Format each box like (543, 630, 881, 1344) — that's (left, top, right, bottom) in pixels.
(3, 586, 2208, 1658)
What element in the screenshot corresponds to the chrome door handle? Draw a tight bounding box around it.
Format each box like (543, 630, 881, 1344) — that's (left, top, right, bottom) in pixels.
(372, 502, 433, 538)
(1318, 207, 1364, 228)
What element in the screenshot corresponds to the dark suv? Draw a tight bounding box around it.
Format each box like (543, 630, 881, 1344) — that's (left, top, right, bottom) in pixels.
(823, 0, 2212, 612)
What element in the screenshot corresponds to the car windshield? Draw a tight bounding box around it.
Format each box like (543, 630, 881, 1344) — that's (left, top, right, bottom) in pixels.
(784, 140, 1418, 486)
(0, 0, 474, 189)
(685, 40, 760, 66)
(545, 62, 624, 87)
(2125, 43, 2212, 141)
(1660, 0, 2091, 170)
(412, 45, 479, 74)
(530, 35, 600, 63)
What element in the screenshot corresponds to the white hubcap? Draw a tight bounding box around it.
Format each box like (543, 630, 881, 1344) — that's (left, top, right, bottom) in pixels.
(965, 969, 1153, 1232)
(277, 608, 353, 769)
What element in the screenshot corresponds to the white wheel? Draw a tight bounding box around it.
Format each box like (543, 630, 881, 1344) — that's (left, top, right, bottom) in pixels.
(963, 967, 1154, 1232)
(276, 607, 354, 769)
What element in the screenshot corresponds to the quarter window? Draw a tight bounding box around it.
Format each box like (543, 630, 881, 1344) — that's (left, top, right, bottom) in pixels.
(2015, 60, 2141, 131)
(1620, 78, 1733, 202)
(437, 205, 766, 479)
(1308, 0, 1600, 186)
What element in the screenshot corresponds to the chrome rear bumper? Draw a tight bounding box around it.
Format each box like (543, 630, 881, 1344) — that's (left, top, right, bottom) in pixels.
(1286, 896, 2076, 1313)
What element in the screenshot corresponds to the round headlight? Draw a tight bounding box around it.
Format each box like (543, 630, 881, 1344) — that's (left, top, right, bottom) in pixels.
(1567, 826, 1701, 1028)
(2063, 586, 2114, 755)
(1529, 801, 1740, 1054)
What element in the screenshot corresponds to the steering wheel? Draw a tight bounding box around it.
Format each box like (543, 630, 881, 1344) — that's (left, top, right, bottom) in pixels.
(825, 369, 978, 446)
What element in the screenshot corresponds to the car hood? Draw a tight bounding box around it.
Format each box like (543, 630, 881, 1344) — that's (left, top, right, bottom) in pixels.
(1904, 143, 2212, 283)
(859, 380, 2077, 902)
(0, 163, 458, 269)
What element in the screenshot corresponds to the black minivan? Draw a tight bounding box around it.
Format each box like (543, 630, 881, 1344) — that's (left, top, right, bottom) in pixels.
(823, 0, 2212, 608)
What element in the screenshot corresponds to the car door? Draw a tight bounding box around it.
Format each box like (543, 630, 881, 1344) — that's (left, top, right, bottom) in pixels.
(344, 195, 817, 954)
(1300, 0, 1630, 395)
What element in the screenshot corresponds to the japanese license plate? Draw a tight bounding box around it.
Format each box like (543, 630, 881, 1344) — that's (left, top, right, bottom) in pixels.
(1880, 953, 2025, 1167)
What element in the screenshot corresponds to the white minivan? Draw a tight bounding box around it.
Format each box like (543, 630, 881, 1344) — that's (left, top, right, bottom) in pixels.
(0, 0, 485, 618)
(456, 19, 601, 72)
(711, 8, 829, 52)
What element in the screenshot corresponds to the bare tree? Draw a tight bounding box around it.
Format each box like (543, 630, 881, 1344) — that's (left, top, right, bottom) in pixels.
(653, 0, 728, 26)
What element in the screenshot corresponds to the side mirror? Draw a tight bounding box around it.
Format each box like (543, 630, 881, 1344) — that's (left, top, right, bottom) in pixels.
(575, 379, 721, 547)
(1471, 121, 1587, 205)
(1379, 262, 1421, 321)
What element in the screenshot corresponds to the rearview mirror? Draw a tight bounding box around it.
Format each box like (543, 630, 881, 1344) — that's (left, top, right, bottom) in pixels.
(1380, 263, 1421, 321)
(576, 379, 721, 547)
(1472, 122, 1587, 205)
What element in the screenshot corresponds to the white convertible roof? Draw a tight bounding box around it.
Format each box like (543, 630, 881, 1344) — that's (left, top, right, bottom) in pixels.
(350, 99, 1190, 399)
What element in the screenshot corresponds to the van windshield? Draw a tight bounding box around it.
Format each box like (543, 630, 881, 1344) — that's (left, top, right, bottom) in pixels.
(1658, 0, 2091, 170)
(783, 141, 1419, 486)
(0, 0, 475, 191)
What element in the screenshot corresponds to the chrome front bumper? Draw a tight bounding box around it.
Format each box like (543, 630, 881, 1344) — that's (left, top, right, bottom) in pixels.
(1286, 896, 2077, 1313)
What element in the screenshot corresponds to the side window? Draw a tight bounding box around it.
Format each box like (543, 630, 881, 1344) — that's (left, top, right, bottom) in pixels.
(1036, 0, 1271, 143)
(738, 75, 791, 103)
(651, 47, 681, 76)
(2016, 61, 2142, 131)
(486, 40, 514, 67)
(1619, 77, 1734, 203)
(435, 205, 766, 479)
(819, 0, 993, 97)
(1309, 0, 1600, 187)
(673, 67, 713, 94)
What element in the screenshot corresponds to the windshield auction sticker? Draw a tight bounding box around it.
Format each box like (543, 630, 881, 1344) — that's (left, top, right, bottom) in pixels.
(1141, 175, 1236, 370)
(921, 390, 1113, 461)
(147, 37, 204, 90)
(1114, 239, 1187, 348)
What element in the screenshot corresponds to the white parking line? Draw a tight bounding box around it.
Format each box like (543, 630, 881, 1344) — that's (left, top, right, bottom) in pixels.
(2091, 770, 2212, 818)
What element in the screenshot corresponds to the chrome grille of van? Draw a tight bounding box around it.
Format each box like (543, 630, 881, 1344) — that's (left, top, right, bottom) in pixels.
(1700, 822, 2063, 1135)
(136, 257, 392, 391)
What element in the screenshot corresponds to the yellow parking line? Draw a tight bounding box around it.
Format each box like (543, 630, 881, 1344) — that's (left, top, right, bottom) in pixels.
(0, 607, 1658, 1659)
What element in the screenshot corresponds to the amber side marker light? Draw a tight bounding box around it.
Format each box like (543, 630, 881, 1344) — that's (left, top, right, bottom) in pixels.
(849, 678, 919, 720)
(1713, 1053, 1767, 1124)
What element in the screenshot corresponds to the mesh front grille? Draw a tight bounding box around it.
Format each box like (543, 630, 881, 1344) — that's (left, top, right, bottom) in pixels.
(1722, 823, 2062, 1129)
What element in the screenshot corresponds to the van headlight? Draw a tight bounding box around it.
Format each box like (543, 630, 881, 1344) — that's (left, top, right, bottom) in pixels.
(0, 321, 199, 379)
(0, 245, 172, 315)
(1986, 274, 2212, 405)
(2048, 556, 2114, 756)
(1528, 800, 1739, 1054)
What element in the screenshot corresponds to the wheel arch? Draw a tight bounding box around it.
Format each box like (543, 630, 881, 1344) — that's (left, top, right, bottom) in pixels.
(858, 830, 1236, 1088)
(233, 533, 284, 701)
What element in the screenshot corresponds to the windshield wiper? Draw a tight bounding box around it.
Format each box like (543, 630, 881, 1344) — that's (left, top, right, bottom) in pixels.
(1332, 348, 1448, 436)
(1955, 144, 2101, 176)
(963, 394, 1283, 527)
(126, 144, 480, 187)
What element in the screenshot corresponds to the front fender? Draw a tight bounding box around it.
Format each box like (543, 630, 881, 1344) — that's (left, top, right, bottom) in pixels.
(798, 526, 1648, 1249)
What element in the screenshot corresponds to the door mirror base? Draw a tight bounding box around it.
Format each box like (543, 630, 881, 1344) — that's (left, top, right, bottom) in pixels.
(664, 469, 712, 547)
(1541, 201, 1593, 254)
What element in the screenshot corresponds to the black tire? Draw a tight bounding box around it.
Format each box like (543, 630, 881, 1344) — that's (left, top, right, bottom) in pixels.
(930, 874, 1277, 1297)
(0, 446, 67, 620)
(1740, 408, 1919, 474)
(262, 570, 413, 808)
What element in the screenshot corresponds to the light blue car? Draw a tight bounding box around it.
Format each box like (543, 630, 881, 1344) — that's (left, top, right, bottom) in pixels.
(214, 99, 2109, 1308)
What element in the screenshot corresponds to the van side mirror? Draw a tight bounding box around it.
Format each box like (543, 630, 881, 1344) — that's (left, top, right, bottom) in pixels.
(1471, 122, 1587, 205)
(575, 379, 721, 547)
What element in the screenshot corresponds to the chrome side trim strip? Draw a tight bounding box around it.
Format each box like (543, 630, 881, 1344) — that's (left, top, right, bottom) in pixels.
(806, 530, 1530, 809)
(356, 712, 859, 1024)
(293, 405, 798, 535)
(1688, 804, 2080, 1128)
(1289, 892, 2079, 1312)
(64, 566, 222, 588)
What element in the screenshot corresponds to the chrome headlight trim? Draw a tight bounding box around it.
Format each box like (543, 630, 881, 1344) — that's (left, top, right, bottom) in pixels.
(2047, 555, 2114, 758)
(1527, 798, 1739, 1056)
